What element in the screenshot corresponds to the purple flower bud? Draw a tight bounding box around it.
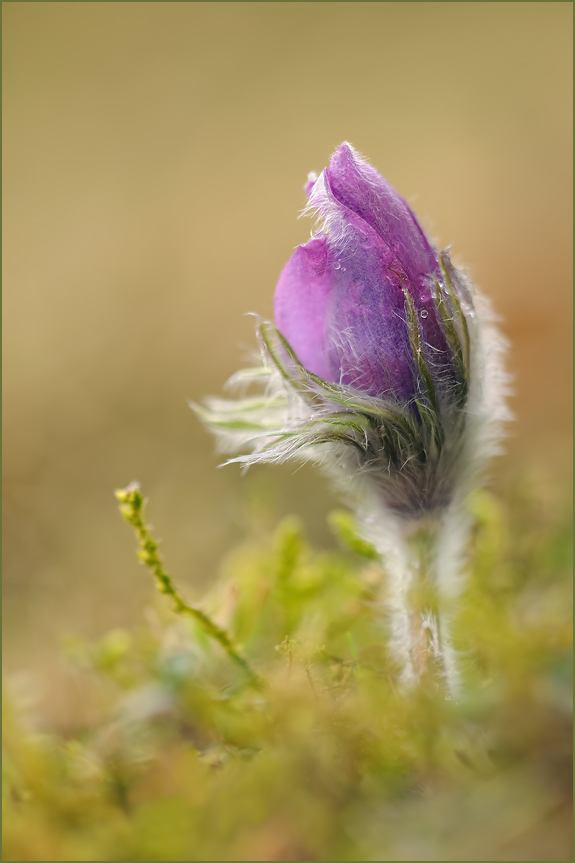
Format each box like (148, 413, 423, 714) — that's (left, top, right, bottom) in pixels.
(199, 143, 509, 524)
(274, 143, 455, 403)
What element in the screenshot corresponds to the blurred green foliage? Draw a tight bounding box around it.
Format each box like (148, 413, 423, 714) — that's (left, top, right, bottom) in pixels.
(3, 486, 572, 861)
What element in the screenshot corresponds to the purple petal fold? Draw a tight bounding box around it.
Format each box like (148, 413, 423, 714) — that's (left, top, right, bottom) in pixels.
(274, 237, 334, 383)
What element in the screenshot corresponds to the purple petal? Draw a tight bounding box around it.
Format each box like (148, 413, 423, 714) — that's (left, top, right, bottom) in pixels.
(327, 143, 438, 285)
(274, 237, 334, 382)
(312, 187, 419, 400)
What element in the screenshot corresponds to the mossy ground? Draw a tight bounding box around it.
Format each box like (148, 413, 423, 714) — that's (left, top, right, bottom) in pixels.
(3, 484, 572, 861)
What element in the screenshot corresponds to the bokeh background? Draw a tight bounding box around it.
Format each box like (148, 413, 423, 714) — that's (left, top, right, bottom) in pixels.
(3, 2, 572, 712)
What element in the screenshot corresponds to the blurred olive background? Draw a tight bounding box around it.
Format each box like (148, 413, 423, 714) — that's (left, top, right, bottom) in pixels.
(3, 3, 572, 700)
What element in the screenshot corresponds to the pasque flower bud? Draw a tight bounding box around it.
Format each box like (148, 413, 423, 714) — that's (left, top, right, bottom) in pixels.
(196, 143, 509, 691)
(198, 142, 507, 520)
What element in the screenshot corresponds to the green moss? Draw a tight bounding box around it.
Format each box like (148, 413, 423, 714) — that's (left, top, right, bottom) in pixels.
(3, 484, 572, 861)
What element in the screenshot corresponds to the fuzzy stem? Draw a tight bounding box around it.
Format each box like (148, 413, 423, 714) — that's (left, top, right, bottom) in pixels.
(381, 517, 461, 696)
(115, 483, 262, 689)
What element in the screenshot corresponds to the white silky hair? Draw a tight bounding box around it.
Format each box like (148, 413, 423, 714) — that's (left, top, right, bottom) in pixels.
(300, 159, 369, 263)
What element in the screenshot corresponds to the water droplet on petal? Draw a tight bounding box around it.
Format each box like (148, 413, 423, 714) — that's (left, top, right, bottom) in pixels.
(420, 309, 429, 319)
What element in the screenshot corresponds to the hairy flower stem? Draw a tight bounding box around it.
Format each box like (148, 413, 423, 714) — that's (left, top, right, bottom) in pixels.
(384, 518, 460, 696)
(115, 483, 262, 689)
